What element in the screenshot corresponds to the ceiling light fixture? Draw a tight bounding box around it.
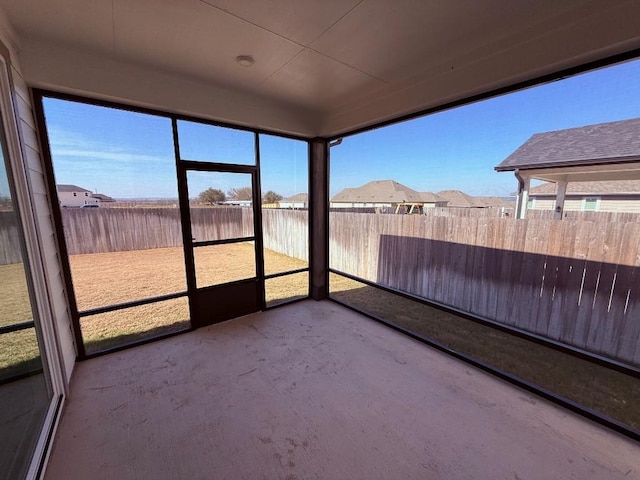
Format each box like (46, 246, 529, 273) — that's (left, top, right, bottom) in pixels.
(236, 55, 255, 67)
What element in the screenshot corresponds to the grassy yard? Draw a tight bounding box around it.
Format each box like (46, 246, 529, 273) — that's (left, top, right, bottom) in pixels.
(1, 244, 307, 371)
(68, 244, 307, 352)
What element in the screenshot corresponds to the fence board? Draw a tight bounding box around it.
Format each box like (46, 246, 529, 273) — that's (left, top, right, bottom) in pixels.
(609, 223, 640, 359)
(329, 211, 640, 366)
(0, 211, 22, 264)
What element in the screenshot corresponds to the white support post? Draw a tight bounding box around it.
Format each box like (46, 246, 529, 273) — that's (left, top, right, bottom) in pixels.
(516, 175, 530, 219)
(554, 180, 567, 220)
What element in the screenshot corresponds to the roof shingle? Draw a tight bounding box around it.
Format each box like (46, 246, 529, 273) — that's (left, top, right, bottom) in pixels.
(495, 118, 640, 171)
(331, 180, 425, 203)
(57, 184, 92, 193)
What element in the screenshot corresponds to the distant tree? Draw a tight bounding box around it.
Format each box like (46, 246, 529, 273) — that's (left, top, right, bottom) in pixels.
(262, 190, 283, 204)
(227, 186, 253, 201)
(198, 188, 226, 205)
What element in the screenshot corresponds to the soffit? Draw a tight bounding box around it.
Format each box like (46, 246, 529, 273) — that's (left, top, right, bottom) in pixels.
(1, 0, 639, 137)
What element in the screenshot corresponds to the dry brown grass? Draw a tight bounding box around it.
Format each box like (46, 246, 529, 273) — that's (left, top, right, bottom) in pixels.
(68, 244, 306, 311)
(68, 244, 306, 352)
(0, 263, 32, 327)
(1, 244, 307, 363)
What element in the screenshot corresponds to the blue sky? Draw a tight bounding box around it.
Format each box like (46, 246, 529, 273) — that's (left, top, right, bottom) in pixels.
(43, 100, 308, 199)
(43, 57, 640, 199)
(331, 57, 640, 197)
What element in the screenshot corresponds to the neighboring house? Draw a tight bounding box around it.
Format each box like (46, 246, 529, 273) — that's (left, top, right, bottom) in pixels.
(91, 193, 115, 203)
(527, 180, 640, 213)
(278, 193, 308, 209)
(331, 180, 445, 213)
(495, 118, 640, 218)
(420, 192, 448, 208)
(57, 185, 114, 207)
(222, 200, 252, 207)
(436, 190, 514, 208)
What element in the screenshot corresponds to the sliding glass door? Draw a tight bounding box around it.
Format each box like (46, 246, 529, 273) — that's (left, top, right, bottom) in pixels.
(0, 100, 53, 479)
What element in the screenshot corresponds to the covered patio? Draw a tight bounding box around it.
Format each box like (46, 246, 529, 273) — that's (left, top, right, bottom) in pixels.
(44, 301, 639, 480)
(0, 1, 639, 478)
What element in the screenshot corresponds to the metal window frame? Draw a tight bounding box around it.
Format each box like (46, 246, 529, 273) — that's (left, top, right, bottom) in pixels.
(32, 89, 312, 359)
(26, 46, 640, 443)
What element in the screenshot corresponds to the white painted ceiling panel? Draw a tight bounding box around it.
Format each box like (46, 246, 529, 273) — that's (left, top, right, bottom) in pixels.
(309, 0, 590, 84)
(2, 0, 113, 55)
(201, 0, 363, 46)
(260, 48, 387, 111)
(0, 0, 638, 137)
(113, 0, 303, 89)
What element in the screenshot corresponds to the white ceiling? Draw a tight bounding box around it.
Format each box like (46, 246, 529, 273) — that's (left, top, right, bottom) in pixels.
(0, 0, 639, 137)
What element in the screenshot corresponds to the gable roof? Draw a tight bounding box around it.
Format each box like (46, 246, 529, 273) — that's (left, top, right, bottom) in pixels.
(283, 193, 308, 202)
(436, 190, 478, 207)
(420, 192, 447, 203)
(57, 184, 92, 193)
(436, 190, 514, 208)
(331, 180, 424, 204)
(474, 196, 516, 207)
(529, 180, 640, 196)
(91, 193, 115, 202)
(495, 118, 640, 171)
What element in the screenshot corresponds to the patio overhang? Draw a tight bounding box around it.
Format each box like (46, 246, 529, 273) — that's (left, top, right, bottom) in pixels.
(508, 161, 640, 218)
(2, 1, 640, 138)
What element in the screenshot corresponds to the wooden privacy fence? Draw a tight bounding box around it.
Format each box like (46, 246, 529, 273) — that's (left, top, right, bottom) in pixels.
(262, 209, 308, 261)
(5, 205, 639, 365)
(527, 209, 640, 223)
(0, 211, 23, 264)
(329, 212, 640, 366)
(59, 207, 307, 261)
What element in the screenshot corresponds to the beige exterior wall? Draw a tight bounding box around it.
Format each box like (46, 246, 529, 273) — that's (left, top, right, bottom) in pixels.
(530, 198, 583, 210)
(7, 45, 76, 381)
(599, 198, 640, 213)
(529, 195, 640, 213)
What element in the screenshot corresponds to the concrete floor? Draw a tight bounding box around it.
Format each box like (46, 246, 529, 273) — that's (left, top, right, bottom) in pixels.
(45, 300, 639, 480)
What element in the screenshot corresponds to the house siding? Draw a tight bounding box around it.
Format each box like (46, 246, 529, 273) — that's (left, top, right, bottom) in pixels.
(10, 59, 75, 381)
(530, 195, 640, 213)
(599, 197, 640, 213)
(58, 190, 99, 208)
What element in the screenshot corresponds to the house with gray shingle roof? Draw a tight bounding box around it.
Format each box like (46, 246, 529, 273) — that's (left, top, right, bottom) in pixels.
(436, 190, 514, 208)
(495, 118, 640, 218)
(56, 184, 114, 208)
(331, 180, 447, 213)
(279, 193, 308, 209)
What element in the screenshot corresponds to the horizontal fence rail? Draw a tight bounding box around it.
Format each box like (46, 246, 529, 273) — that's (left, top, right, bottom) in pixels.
(329, 211, 640, 367)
